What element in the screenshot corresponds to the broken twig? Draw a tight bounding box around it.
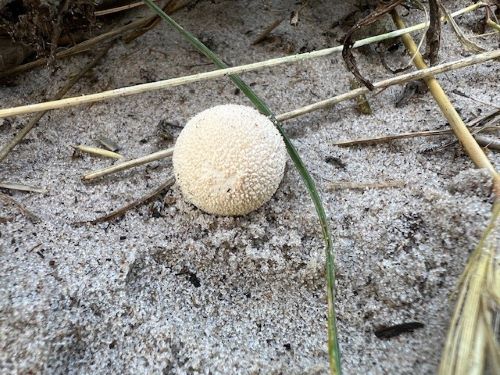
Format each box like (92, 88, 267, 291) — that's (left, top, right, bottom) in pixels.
(0, 192, 40, 222)
(327, 181, 406, 190)
(0, 46, 111, 163)
(0, 182, 46, 194)
(77, 176, 175, 224)
(0, 4, 489, 119)
(82, 147, 174, 181)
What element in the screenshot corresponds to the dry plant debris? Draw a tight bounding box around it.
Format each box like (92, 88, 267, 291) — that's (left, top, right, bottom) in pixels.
(391, 8, 500, 375)
(0, 1, 499, 374)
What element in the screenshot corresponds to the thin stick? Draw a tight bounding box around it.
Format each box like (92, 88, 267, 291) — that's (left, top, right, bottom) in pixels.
(327, 181, 406, 190)
(77, 175, 175, 224)
(0, 182, 46, 193)
(80, 53, 500, 181)
(332, 125, 499, 147)
(0, 3, 486, 119)
(429, 113, 500, 152)
(94, 1, 145, 16)
(0, 46, 111, 163)
(333, 110, 500, 146)
(474, 134, 500, 151)
(452, 90, 500, 109)
(276, 49, 500, 121)
(251, 18, 285, 45)
(2, 49, 498, 121)
(391, 11, 498, 178)
(0, 192, 40, 222)
(82, 147, 174, 181)
(335, 128, 473, 147)
(467, 109, 500, 127)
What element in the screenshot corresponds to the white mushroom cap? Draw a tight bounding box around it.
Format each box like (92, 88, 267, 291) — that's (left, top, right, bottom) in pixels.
(173, 104, 287, 216)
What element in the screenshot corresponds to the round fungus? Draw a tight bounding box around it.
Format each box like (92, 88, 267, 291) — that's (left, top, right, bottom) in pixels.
(173, 104, 287, 216)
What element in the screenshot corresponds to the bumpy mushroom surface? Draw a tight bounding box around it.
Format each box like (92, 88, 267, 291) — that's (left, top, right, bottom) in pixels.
(173, 104, 287, 216)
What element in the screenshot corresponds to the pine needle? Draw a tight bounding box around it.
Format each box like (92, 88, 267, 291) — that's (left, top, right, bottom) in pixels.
(0, 192, 40, 222)
(74, 145, 123, 160)
(0, 182, 46, 193)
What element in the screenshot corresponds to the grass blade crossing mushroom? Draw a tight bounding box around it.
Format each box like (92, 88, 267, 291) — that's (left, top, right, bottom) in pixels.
(142, 0, 342, 373)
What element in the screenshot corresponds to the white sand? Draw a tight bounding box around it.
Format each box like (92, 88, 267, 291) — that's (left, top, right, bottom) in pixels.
(1, 0, 499, 373)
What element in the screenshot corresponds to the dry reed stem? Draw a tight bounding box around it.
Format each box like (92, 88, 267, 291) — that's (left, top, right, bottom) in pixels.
(0, 3, 487, 119)
(487, 19, 500, 33)
(82, 147, 174, 181)
(327, 181, 406, 190)
(276, 50, 500, 121)
(332, 126, 499, 147)
(0, 182, 46, 193)
(80, 51, 500, 181)
(1, 48, 498, 122)
(391, 11, 499, 180)
(333, 109, 500, 147)
(0, 46, 111, 162)
(391, 9, 500, 375)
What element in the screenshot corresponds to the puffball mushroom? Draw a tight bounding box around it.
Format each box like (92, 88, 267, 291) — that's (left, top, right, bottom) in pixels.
(173, 104, 287, 216)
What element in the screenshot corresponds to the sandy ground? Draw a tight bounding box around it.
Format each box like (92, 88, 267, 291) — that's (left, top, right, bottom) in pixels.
(1, 0, 499, 374)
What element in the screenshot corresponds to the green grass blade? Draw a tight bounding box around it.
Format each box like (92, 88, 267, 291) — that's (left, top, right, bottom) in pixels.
(143, 1, 341, 373)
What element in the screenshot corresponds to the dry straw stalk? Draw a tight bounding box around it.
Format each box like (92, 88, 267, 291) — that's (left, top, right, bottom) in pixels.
(0, 3, 487, 120)
(391, 9, 500, 375)
(83, 147, 174, 181)
(0, 50, 498, 122)
(80, 50, 500, 181)
(391, 11, 498, 177)
(438, 201, 500, 375)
